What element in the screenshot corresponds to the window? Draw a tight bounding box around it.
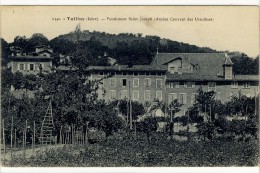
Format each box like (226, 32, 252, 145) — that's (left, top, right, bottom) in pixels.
(133, 78, 139, 87)
(168, 93, 177, 103)
(144, 78, 151, 87)
(179, 93, 187, 104)
(122, 79, 127, 87)
(110, 78, 116, 87)
(156, 79, 162, 88)
(29, 64, 34, 71)
(121, 90, 127, 99)
(156, 90, 163, 101)
(170, 67, 175, 73)
(133, 90, 139, 100)
(208, 82, 216, 91)
(167, 82, 179, 88)
(191, 93, 197, 104)
(231, 82, 238, 89)
(19, 63, 25, 71)
(133, 72, 139, 76)
(157, 72, 162, 77)
(144, 90, 150, 101)
(243, 82, 250, 89)
(99, 71, 104, 76)
(110, 90, 117, 99)
(185, 82, 195, 88)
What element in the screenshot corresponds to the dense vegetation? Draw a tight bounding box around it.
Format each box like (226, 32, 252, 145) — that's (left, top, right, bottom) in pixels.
(7, 133, 259, 167)
(1, 29, 259, 74)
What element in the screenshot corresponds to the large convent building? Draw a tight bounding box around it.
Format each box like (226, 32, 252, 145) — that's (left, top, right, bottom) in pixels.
(59, 53, 259, 116)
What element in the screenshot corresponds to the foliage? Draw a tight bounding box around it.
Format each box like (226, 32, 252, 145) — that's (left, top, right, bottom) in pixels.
(197, 122, 216, 140)
(230, 53, 258, 75)
(111, 99, 145, 121)
(137, 116, 158, 141)
(6, 133, 259, 167)
(225, 92, 256, 117)
(12, 34, 49, 53)
(168, 99, 182, 122)
(1, 38, 10, 66)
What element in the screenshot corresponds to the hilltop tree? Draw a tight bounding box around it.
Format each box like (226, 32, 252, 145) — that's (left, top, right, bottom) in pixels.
(29, 33, 49, 46)
(1, 38, 10, 66)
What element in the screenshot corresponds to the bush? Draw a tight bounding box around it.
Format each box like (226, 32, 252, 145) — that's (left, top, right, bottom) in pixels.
(88, 128, 106, 143)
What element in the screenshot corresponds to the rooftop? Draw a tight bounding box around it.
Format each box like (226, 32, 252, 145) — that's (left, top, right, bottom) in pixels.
(9, 56, 54, 60)
(57, 65, 167, 72)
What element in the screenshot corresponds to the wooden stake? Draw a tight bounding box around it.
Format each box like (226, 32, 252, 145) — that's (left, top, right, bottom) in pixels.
(72, 124, 74, 145)
(23, 130, 25, 159)
(11, 116, 13, 159)
(14, 128, 17, 150)
(60, 126, 62, 144)
(85, 121, 89, 145)
(134, 120, 137, 139)
(33, 121, 35, 151)
(25, 120, 27, 148)
(2, 119, 6, 165)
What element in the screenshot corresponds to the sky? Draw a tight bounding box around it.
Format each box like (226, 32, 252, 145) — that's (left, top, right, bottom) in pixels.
(1, 6, 259, 57)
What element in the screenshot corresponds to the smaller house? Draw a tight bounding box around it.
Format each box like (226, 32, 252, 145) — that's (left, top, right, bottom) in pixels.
(7, 46, 54, 75)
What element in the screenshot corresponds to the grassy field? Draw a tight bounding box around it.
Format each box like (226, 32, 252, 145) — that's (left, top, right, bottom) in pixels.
(4, 132, 259, 167)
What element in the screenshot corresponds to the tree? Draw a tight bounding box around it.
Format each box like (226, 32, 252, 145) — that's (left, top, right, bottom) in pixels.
(231, 53, 258, 75)
(12, 71, 26, 90)
(137, 116, 158, 142)
(1, 68, 14, 90)
(29, 33, 49, 46)
(12, 36, 29, 52)
(166, 99, 182, 137)
(112, 99, 145, 122)
(168, 99, 182, 122)
(194, 87, 217, 122)
(1, 38, 10, 66)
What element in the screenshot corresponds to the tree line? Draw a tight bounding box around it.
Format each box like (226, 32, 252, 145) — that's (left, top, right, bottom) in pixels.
(1, 30, 259, 74)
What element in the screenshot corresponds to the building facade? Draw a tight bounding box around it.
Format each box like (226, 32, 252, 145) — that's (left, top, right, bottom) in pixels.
(7, 45, 54, 75)
(79, 53, 258, 116)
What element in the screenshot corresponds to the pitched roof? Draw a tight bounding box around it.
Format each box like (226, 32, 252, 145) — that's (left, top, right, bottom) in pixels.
(224, 53, 233, 65)
(57, 65, 167, 72)
(166, 73, 259, 82)
(9, 56, 54, 60)
(233, 75, 259, 81)
(152, 53, 229, 78)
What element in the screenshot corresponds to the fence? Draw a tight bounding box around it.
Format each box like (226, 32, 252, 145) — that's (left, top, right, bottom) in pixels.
(1, 118, 90, 165)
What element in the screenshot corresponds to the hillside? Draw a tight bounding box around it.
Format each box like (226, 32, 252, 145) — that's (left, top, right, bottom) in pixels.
(1, 30, 258, 74)
(49, 30, 217, 65)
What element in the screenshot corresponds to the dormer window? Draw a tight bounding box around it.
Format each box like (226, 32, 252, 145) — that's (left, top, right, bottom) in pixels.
(170, 67, 175, 73)
(190, 66, 193, 73)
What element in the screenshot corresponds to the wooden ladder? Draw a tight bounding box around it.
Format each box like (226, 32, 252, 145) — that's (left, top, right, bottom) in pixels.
(40, 99, 54, 145)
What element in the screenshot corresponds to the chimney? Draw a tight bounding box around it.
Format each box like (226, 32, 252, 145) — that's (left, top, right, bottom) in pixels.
(223, 53, 233, 79)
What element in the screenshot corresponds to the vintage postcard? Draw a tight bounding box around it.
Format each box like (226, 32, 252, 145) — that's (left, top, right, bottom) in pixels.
(0, 5, 259, 170)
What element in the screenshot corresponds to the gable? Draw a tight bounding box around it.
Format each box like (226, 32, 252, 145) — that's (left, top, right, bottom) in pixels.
(152, 53, 227, 77)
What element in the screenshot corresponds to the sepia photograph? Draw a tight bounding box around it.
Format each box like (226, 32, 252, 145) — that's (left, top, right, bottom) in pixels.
(0, 6, 259, 168)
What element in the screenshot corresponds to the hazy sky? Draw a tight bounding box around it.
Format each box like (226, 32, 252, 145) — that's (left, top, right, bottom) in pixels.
(1, 6, 259, 57)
